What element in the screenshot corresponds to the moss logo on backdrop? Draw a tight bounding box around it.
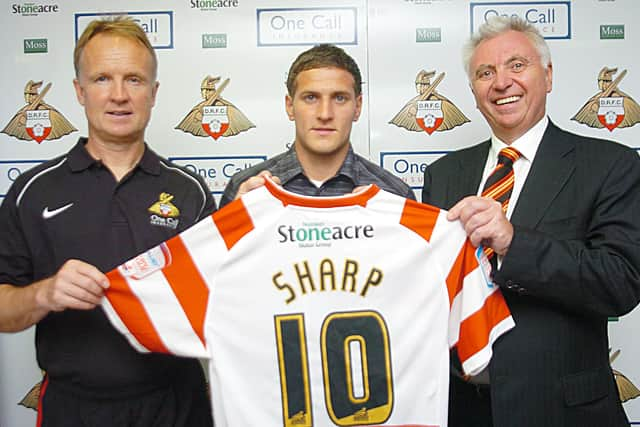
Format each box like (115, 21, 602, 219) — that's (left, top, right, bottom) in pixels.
(1, 80, 76, 143)
(389, 70, 469, 135)
(572, 67, 640, 132)
(175, 75, 254, 141)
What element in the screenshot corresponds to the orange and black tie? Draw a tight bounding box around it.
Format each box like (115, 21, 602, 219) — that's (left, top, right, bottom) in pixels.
(481, 146, 521, 259)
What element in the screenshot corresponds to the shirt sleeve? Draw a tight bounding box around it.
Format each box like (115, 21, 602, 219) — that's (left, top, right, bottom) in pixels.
(447, 239, 515, 376)
(102, 215, 224, 359)
(102, 197, 257, 359)
(0, 183, 34, 286)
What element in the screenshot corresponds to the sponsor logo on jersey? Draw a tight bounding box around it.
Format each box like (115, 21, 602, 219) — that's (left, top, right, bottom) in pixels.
(572, 67, 639, 132)
(278, 222, 375, 248)
(389, 70, 469, 136)
(1, 80, 76, 144)
(175, 75, 254, 141)
(148, 193, 180, 229)
(119, 243, 172, 279)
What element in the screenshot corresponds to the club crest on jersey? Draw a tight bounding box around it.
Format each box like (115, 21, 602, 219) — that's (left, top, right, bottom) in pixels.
(148, 193, 180, 229)
(1, 80, 76, 143)
(389, 69, 469, 136)
(175, 75, 255, 141)
(572, 67, 639, 132)
(118, 243, 172, 280)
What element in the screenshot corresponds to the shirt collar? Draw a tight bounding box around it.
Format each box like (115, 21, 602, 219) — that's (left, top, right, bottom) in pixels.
(280, 143, 357, 185)
(67, 137, 161, 175)
(489, 115, 548, 163)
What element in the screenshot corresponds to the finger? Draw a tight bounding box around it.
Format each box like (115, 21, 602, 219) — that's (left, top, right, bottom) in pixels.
(77, 264, 110, 290)
(63, 281, 105, 305)
(257, 170, 282, 186)
(235, 176, 268, 200)
(64, 260, 109, 289)
(447, 196, 480, 221)
(42, 278, 102, 312)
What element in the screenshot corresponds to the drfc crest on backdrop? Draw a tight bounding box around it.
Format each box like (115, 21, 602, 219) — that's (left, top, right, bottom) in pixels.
(573, 67, 640, 132)
(175, 75, 255, 140)
(2, 80, 76, 143)
(390, 70, 469, 135)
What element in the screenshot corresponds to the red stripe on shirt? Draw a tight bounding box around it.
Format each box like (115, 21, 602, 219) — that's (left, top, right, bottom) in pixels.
(457, 290, 511, 366)
(105, 269, 170, 353)
(399, 199, 439, 243)
(163, 236, 209, 347)
(445, 240, 480, 306)
(214, 200, 254, 250)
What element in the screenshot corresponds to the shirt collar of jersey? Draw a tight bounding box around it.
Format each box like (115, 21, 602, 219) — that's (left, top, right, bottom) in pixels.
(280, 143, 358, 186)
(68, 137, 161, 176)
(489, 115, 548, 164)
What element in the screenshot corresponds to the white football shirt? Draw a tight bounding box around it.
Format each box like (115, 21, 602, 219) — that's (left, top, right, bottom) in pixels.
(103, 180, 514, 427)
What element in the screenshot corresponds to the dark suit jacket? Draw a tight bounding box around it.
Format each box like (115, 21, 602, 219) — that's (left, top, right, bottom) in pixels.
(422, 121, 640, 427)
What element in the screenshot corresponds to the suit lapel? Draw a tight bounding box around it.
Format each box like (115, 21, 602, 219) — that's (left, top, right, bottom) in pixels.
(511, 122, 576, 228)
(449, 140, 491, 204)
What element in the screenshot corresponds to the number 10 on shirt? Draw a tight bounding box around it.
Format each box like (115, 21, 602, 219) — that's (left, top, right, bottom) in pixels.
(274, 310, 393, 426)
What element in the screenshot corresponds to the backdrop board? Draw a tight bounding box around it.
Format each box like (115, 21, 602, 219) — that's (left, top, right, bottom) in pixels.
(1, 1, 639, 426)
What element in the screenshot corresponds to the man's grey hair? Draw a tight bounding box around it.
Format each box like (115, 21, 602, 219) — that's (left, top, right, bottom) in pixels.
(462, 15, 551, 79)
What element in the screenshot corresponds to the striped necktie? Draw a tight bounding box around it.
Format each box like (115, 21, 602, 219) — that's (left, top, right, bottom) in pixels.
(481, 146, 521, 259)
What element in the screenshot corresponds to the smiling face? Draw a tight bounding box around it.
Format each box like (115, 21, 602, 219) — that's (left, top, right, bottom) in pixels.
(469, 30, 552, 143)
(286, 67, 362, 170)
(73, 33, 159, 147)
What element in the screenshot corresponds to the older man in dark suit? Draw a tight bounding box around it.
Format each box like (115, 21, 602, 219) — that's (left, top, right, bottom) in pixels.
(422, 15, 640, 427)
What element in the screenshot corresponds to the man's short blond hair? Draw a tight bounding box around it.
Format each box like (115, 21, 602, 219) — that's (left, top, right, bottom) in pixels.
(74, 16, 157, 78)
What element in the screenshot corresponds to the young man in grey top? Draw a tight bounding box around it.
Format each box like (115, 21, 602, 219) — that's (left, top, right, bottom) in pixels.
(220, 44, 413, 207)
